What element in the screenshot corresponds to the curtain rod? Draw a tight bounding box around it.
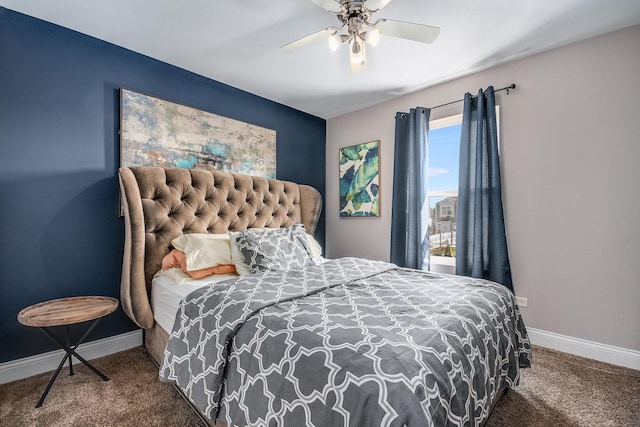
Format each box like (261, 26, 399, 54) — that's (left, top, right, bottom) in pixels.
(429, 84, 516, 111)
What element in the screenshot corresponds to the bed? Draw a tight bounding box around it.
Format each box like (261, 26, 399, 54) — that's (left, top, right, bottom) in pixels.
(119, 166, 531, 426)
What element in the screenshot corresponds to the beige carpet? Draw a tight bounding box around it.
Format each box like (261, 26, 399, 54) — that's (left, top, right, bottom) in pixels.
(0, 347, 204, 427)
(488, 346, 640, 427)
(1, 346, 639, 426)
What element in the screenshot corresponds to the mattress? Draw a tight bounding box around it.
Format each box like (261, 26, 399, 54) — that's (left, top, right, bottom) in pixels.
(151, 268, 238, 332)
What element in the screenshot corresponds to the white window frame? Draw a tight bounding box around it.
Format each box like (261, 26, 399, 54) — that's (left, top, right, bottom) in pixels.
(440, 205, 453, 217)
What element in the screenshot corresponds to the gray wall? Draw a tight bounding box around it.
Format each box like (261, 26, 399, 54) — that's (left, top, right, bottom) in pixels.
(326, 25, 640, 352)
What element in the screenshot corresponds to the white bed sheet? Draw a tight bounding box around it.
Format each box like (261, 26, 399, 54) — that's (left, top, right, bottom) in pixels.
(151, 269, 238, 332)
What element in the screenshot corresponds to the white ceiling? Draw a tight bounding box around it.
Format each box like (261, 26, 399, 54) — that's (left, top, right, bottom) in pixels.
(2, 0, 640, 119)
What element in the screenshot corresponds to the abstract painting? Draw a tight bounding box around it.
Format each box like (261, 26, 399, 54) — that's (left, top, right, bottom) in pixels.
(339, 140, 380, 217)
(119, 88, 276, 178)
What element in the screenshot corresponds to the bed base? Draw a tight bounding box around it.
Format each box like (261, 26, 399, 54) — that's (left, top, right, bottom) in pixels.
(483, 387, 509, 426)
(142, 323, 169, 366)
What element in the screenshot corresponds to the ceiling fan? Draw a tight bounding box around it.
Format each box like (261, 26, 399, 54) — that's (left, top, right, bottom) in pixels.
(282, 0, 440, 72)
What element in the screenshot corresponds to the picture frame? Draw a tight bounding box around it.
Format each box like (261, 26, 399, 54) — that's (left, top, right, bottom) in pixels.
(119, 88, 276, 178)
(339, 140, 380, 217)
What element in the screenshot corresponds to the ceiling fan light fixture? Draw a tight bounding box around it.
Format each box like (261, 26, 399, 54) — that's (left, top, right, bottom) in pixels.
(365, 28, 381, 46)
(349, 38, 365, 65)
(328, 33, 343, 52)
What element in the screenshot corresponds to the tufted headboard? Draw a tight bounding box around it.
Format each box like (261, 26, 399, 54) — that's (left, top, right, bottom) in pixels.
(118, 166, 323, 329)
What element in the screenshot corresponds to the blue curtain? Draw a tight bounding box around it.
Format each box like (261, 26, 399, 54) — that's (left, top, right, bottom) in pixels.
(390, 107, 430, 270)
(456, 86, 513, 290)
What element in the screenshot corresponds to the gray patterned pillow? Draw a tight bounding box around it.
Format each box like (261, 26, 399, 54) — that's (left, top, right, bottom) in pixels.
(233, 224, 316, 273)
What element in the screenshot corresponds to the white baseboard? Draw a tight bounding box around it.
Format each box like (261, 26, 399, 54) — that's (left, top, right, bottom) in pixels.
(527, 327, 640, 370)
(0, 329, 142, 384)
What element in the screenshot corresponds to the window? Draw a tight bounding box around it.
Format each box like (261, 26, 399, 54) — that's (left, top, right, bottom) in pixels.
(425, 114, 462, 268)
(424, 107, 500, 270)
(440, 205, 453, 217)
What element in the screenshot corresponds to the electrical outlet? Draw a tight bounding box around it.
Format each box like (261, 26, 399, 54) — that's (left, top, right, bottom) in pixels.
(515, 296, 528, 308)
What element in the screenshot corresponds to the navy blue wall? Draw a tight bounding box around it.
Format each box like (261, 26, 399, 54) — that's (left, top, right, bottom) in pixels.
(0, 7, 326, 363)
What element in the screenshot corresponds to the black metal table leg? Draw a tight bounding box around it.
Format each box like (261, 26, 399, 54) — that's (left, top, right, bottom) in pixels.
(35, 352, 71, 408)
(65, 325, 74, 376)
(35, 318, 110, 408)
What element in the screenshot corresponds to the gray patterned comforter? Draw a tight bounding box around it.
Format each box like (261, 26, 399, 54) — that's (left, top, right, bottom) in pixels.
(160, 257, 531, 426)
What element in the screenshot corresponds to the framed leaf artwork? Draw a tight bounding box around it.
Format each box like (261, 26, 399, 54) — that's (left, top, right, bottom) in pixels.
(339, 140, 380, 217)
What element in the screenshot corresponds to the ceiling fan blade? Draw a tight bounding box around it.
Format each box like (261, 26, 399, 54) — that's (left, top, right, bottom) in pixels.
(281, 27, 336, 51)
(365, 0, 395, 12)
(308, 0, 342, 13)
(376, 19, 441, 44)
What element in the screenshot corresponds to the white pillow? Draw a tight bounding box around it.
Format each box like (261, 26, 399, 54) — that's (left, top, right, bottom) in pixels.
(170, 233, 232, 271)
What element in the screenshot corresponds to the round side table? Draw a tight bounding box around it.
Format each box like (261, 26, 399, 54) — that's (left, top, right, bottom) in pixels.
(17, 296, 119, 408)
